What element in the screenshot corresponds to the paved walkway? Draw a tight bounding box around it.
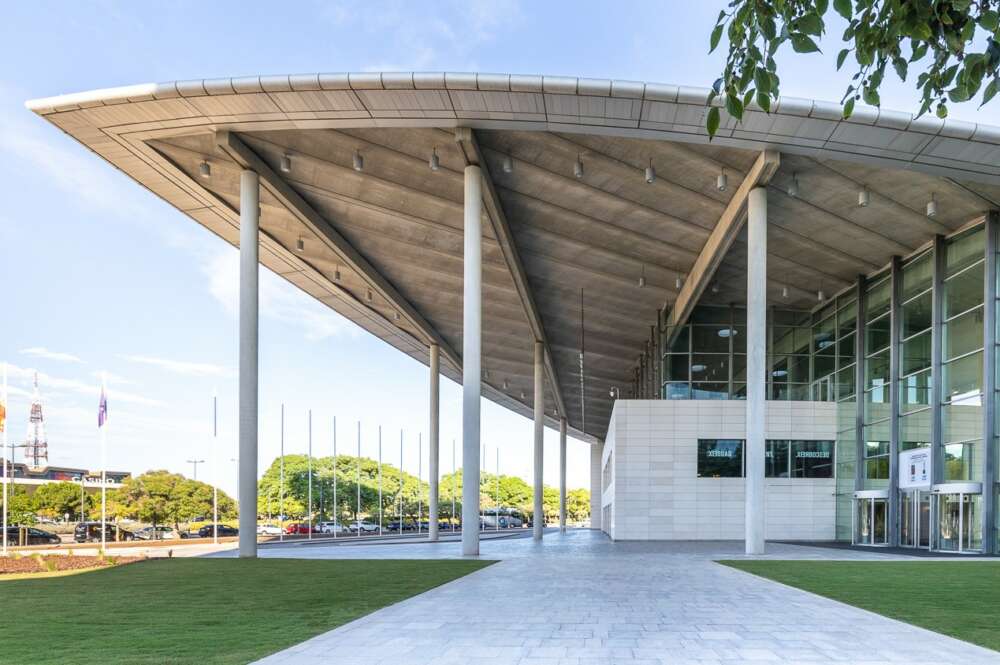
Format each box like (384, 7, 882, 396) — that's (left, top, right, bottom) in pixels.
(225, 530, 1000, 665)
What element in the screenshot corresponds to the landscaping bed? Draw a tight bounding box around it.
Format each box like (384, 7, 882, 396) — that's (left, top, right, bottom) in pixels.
(0, 554, 142, 575)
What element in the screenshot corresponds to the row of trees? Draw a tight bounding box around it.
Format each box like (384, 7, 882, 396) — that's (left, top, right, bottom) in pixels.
(256, 455, 591, 525)
(0, 471, 237, 530)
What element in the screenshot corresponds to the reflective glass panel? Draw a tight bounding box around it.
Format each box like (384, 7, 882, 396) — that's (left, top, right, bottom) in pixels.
(945, 262, 985, 318)
(866, 314, 891, 353)
(901, 252, 933, 300)
(790, 440, 835, 478)
(942, 401, 984, 444)
(946, 227, 984, 274)
(765, 440, 789, 477)
(665, 354, 689, 381)
(901, 291, 933, 338)
(943, 307, 984, 361)
(691, 382, 729, 400)
(866, 278, 891, 320)
(943, 440, 982, 481)
(697, 439, 743, 477)
(943, 351, 983, 402)
(899, 369, 932, 413)
(691, 325, 730, 353)
(901, 329, 932, 375)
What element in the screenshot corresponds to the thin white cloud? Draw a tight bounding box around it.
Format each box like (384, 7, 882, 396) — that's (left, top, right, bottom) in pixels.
(121, 354, 229, 378)
(205, 248, 359, 341)
(5, 363, 164, 407)
(19, 346, 84, 363)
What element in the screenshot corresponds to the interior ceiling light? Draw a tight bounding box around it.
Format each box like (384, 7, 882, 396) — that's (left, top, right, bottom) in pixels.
(858, 186, 870, 207)
(199, 160, 211, 179)
(502, 155, 513, 174)
(787, 172, 799, 198)
(429, 147, 440, 172)
(675, 275, 683, 290)
(638, 265, 646, 288)
(782, 285, 789, 299)
(573, 154, 584, 179)
(927, 193, 938, 218)
(717, 328, 737, 338)
(645, 159, 656, 184)
(520, 391, 526, 400)
(280, 153, 291, 173)
(771, 369, 788, 378)
(717, 168, 728, 192)
(817, 289, 826, 301)
(334, 265, 342, 282)
(502, 379, 509, 390)
(711, 283, 720, 294)
(295, 237, 305, 253)
(691, 364, 707, 373)
(353, 149, 364, 172)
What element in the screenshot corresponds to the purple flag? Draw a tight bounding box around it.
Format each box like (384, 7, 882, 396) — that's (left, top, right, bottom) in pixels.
(98, 387, 108, 428)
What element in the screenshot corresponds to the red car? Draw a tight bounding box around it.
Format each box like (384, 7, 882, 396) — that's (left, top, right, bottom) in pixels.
(284, 522, 319, 535)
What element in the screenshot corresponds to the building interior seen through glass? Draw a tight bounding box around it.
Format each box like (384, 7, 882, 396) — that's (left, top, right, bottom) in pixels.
(655, 217, 998, 551)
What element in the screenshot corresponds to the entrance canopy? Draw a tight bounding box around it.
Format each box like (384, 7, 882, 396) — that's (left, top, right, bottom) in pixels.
(27, 72, 1000, 442)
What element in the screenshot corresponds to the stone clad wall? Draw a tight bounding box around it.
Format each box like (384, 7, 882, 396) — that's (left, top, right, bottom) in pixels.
(601, 400, 838, 541)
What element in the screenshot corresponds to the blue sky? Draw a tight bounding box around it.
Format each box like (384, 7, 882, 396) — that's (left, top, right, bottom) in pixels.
(0, 2, 990, 497)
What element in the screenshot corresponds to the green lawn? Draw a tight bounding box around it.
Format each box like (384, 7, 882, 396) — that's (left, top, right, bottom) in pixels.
(0, 558, 493, 665)
(721, 560, 1000, 651)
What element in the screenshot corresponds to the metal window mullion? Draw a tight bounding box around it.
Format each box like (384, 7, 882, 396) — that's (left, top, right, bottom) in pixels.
(932, 235, 946, 486)
(889, 256, 902, 547)
(855, 276, 866, 494)
(981, 212, 997, 553)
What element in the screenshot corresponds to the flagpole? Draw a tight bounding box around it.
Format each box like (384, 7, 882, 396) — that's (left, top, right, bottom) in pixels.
(378, 425, 383, 536)
(332, 416, 337, 539)
(100, 372, 107, 553)
(496, 448, 500, 532)
(2, 362, 8, 557)
(213, 390, 218, 545)
(355, 421, 361, 536)
(451, 438, 456, 532)
(308, 409, 313, 541)
(399, 429, 403, 533)
(418, 433, 422, 535)
(279, 404, 284, 542)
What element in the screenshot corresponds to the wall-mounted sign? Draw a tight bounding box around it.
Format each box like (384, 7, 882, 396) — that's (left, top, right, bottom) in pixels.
(899, 448, 931, 489)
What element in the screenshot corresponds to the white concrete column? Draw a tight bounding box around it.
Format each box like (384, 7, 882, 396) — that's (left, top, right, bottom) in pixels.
(559, 417, 567, 532)
(590, 440, 603, 530)
(461, 165, 482, 556)
(745, 186, 767, 555)
(428, 343, 440, 541)
(238, 169, 259, 558)
(533, 340, 545, 541)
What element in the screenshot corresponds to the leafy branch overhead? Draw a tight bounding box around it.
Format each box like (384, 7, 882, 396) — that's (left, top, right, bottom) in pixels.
(706, 0, 1000, 136)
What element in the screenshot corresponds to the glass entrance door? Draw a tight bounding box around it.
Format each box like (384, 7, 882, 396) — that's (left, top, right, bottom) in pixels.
(853, 491, 889, 546)
(899, 490, 931, 549)
(931, 483, 983, 553)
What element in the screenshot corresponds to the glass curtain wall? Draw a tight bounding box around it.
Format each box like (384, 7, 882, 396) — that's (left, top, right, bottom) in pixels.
(899, 252, 934, 452)
(863, 274, 892, 489)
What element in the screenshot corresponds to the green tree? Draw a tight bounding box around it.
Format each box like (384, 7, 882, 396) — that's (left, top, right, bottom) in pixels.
(567, 488, 591, 523)
(706, 0, 999, 135)
(1, 484, 36, 526)
(114, 470, 235, 530)
(31, 481, 92, 520)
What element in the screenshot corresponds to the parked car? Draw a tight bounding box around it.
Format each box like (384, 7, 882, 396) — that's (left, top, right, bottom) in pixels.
(73, 522, 135, 543)
(284, 522, 319, 535)
(134, 525, 178, 541)
(318, 521, 347, 534)
(386, 519, 415, 532)
(348, 520, 378, 533)
(197, 524, 238, 538)
(256, 524, 283, 535)
(3, 526, 62, 546)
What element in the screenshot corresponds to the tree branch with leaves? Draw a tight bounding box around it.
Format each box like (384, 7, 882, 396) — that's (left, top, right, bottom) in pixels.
(706, 0, 999, 136)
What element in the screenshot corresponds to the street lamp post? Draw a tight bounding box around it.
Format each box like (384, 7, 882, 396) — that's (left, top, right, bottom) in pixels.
(187, 459, 205, 481)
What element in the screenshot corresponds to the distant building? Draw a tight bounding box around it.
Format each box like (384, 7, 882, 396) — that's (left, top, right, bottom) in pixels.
(5, 462, 129, 490)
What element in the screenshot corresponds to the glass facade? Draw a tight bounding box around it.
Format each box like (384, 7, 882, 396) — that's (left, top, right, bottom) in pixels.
(657, 216, 1000, 551)
(697, 439, 834, 478)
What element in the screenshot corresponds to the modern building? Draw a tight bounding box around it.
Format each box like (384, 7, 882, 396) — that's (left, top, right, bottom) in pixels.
(27, 71, 1000, 555)
(4, 463, 129, 490)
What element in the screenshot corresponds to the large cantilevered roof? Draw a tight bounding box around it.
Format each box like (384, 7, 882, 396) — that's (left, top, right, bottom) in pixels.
(27, 72, 1000, 443)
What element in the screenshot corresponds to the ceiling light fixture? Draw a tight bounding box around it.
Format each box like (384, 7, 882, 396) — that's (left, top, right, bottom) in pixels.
(927, 193, 938, 218)
(711, 283, 719, 294)
(366, 289, 373, 303)
(352, 149, 364, 172)
(638, 265, 646, 288)
(295, 237, 305, 253)
(199, 160, 211, 179)
(858, 186, 870, 207)
(520, 391, 526, 400)
(280, 153, 292, 173)
(787, 172, 799, 197)
(573, 155, 584, 179)
(675, 275, 683, 290)
(502, 379, 509, 390)
(717, 168, 728, 192)
(645, 159, 656, 184)
(334, 265, 342, 282)
(782, 285, 789, 299)
(502, 155, 513, 174)
(429, 147, 440, 172)
(393, 311, 400, 321)
(817, 289, 826, 301)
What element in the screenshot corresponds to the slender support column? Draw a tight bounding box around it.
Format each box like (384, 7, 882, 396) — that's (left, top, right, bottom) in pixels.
(428, 344, 441, 541)
(854, 276, 867, 497)
(533, 340, 545, 541)
(745, 187, 767, 555)
(931, 236, 946, 487)
(238, 169, 259, 558)
(559, 417, 567, 532)
(982, 212, 998, 553)
(590, 441, 603, 530)
(461, 165, 482, 556)
(888, 256, 902, 547)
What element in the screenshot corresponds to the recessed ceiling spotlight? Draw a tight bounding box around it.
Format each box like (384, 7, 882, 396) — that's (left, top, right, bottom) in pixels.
(717, 168, 728, 192)
(858, 186, 870, 207)
(353, 149, 364, 172)
(280, 153, 292, 173)
(199, 160, 211, 179)
(295, 237, 305, 253)
(573, 155, 584, 179)
(429, 147, 440, 172)
(787, 172, 799, 197)
(645, 160, 656, 184)
(926, 193, 938, 218)
(502, 155, 513, 174)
